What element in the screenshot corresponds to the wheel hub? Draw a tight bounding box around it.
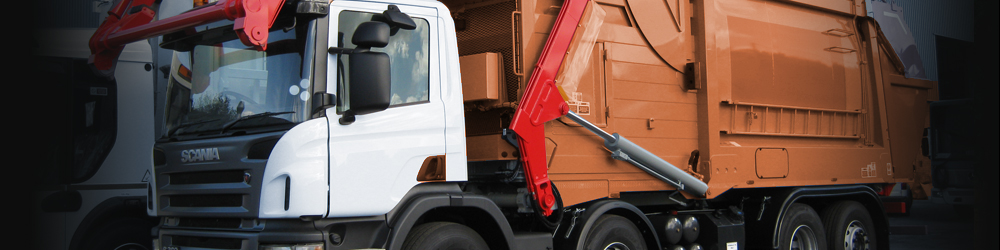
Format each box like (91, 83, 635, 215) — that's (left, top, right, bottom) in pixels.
(843, 220, 870, 250)
(790, 225, 820, 250)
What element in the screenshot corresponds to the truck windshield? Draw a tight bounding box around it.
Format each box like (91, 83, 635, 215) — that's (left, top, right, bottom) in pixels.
(163, 18, 315, 138)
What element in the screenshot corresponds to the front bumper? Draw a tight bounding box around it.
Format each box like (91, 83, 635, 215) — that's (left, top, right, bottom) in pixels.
(156, 216, 389, 250)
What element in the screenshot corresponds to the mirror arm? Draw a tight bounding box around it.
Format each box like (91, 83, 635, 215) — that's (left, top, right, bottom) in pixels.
(339, 110, 356, 125)
(311, 93, 336, 118)
(327, 47, 368, 124)
(328, 47, 370, 55)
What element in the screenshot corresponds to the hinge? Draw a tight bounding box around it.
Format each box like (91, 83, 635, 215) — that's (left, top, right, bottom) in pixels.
(683, 62, 702, 90)
(311, 93, 336, 118)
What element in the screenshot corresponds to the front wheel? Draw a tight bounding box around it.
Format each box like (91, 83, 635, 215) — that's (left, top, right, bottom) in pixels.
(583, 214, 647, 250)
(778, 203, 827, 250)
(81, 217, 155, 250)
(822, 201, 876, 250)
(402, 222, 489, 250)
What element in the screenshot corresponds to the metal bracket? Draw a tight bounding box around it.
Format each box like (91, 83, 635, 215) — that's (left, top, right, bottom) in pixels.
(563, 208, 586, 238)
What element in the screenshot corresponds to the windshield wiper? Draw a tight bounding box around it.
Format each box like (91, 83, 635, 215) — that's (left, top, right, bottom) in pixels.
(219, 111, 295, 134)
(169, 119, 221, 137)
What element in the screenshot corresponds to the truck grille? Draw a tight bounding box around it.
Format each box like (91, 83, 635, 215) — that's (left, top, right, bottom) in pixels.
(169, 194, 243, 207)
(177, 217, 244, 229)
(155, 132, 284, 218)
(170, 170, 247, 185)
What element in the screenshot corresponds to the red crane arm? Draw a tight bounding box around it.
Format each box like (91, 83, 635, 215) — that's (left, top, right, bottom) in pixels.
(509, 0, 588, 216)
(89, 0, 286, 73)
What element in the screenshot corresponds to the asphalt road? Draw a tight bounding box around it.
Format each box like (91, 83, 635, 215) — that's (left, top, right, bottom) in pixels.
(888, 200, 975, 250)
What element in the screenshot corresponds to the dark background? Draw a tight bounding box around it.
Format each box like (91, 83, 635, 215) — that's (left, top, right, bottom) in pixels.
(16, 0, 997, 249)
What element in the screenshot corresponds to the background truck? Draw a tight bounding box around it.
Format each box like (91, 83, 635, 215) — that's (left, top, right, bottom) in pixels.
(927, 35, 976, 213)
(926, 98, 974, 211)
(88, 0, 935, 249)
(32, 28, 158, 250)
(863, 0, 935, 215)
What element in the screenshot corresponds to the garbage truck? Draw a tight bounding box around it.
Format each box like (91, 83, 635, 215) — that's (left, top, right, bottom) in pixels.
(88, 0, 935, 249)
(32, 28, 158, 250)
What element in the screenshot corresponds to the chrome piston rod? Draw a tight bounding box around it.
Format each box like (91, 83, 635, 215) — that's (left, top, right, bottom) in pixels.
(564, 111, 709, 196)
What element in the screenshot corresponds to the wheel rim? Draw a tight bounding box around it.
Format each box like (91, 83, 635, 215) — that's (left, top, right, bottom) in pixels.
(843, 220, 870, 250)
(604, 242, 632, 250)
(114, 243, 149, 250)
(789, 225, 820, 250)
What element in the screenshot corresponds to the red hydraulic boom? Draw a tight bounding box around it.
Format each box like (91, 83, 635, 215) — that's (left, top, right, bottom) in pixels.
(89, 0, 286, 74)
(509, 0, 586, 216)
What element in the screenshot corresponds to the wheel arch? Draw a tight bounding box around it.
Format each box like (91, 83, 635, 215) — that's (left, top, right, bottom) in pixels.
(68, 195, 156, 250)
(385, 183, 515, 250)
(733, 185, 889, 250)
(556, 199, 662, 250)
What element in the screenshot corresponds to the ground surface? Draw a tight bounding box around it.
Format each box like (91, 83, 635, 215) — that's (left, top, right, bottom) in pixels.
(888, 200, 975, 250)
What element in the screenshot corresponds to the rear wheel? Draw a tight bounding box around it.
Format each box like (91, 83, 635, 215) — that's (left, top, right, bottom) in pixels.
(402, 222, 489, 250)
(822, 201, 876, 250)
(778, 203, 827, 250)
(583, 214, 647, 250)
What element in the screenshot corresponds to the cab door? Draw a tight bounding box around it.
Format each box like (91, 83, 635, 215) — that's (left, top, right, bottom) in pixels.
(324, 2, 445, 217)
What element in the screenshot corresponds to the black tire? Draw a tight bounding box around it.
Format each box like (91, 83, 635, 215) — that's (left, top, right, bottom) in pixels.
(82, 217, 155, 250)
(402, 222, 490, 250)
(583, 214, 647, 250)
(778, 203, 827, 250)
(821, 201, 876, 250)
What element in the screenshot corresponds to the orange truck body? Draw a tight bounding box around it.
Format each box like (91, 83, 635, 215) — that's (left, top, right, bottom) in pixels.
(83, 0, 937, 249)
(448, 0, 935, 206)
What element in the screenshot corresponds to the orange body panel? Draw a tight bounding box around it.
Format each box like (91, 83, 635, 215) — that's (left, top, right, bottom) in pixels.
(443, 0, 934, 206)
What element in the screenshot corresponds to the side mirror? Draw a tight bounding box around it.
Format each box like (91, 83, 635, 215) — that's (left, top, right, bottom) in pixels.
(339, 21, 392, 125)
(352, 22, 390, 48)
(347, 51, 391, 115)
